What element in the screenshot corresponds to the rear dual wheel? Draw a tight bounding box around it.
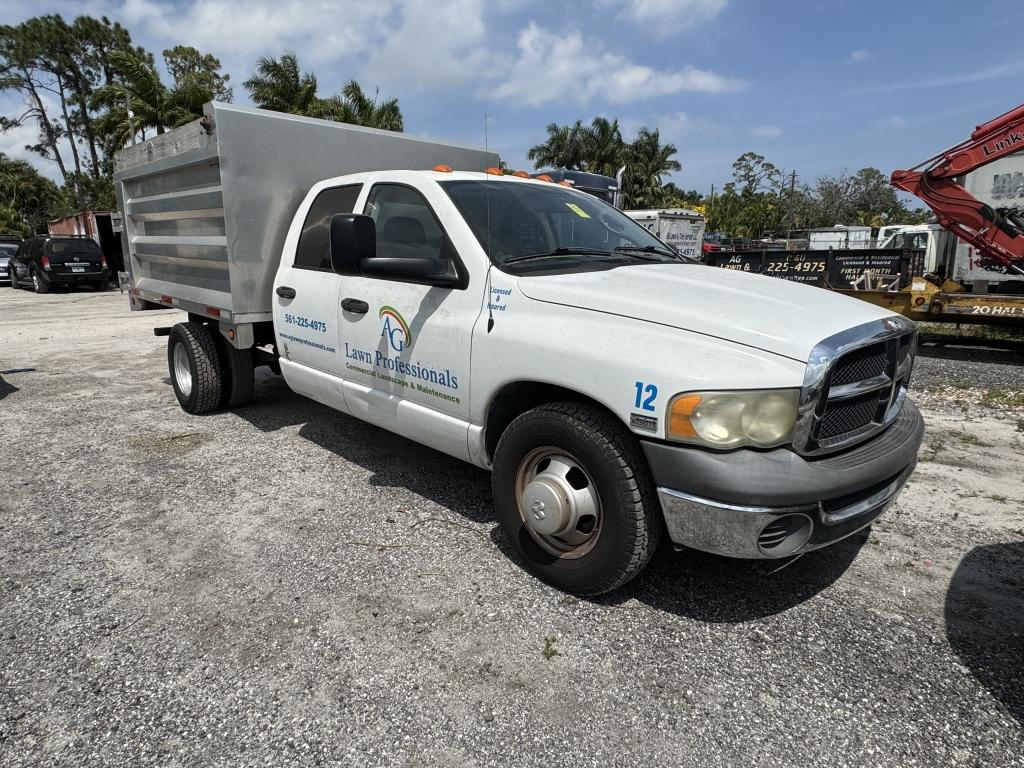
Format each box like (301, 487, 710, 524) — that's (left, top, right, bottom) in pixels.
(168, 322, 255, 414)
(492, 402, 662, 596)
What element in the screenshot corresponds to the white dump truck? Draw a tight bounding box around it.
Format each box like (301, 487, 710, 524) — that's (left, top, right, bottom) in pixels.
(115, 103, 924, 595)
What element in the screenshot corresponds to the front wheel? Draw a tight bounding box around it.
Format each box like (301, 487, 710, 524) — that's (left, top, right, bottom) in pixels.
(492, 402, 662, 596)
(168, 323, 223, 414)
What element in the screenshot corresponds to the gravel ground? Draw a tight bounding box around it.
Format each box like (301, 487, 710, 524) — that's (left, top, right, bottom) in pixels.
(1, 289, 1023, 767)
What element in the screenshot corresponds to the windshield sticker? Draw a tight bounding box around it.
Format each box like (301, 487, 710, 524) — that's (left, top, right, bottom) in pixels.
(565, 202, 591, 219)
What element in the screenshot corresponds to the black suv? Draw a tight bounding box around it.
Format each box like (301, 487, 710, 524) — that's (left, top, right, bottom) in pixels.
(9, 236, 109, 293)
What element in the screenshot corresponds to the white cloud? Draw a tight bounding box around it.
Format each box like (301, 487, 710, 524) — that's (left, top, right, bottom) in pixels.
(876, 115, 908, 129)
(853, 60, 1024, 95)
(0, 94, 80, 183)
(119, 0, 393, 77)
(847, 49, 870, 63)
(750, 124, 782, 139)
(488, 23, 745, 106)
(617, 0, 728, 34)
(364, 0, 491, 88)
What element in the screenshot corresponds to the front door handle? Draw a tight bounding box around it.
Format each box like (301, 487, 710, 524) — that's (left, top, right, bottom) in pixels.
(276, 285, 296, 299)
(341, 298, 369, 314)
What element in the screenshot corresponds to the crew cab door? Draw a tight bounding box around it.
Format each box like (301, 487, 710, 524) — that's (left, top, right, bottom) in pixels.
(338, 181, 482, 461)
(273, 183, 362, 412)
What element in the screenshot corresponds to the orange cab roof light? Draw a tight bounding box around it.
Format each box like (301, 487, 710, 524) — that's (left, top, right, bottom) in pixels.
(558, 180, 572, 187)
(484, 167, 504, 176)
(432, 164, 453, 173)
(535, 174, 553, 182)
(512, 170, 529, 178)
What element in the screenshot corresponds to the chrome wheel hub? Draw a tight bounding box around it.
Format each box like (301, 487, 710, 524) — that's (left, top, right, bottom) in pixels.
(516, 447, 602, 558)
(173, 342, 192, 397)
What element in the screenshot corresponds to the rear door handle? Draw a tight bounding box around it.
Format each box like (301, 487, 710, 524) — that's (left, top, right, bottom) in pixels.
(342, 298, 369, 314)
(276, 286, 296, 299)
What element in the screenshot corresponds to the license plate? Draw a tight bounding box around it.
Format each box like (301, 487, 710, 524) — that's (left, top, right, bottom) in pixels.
(71, 266, 85, 273)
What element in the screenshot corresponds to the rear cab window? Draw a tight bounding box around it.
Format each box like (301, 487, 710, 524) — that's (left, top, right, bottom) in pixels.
(295, 184, 363, 270)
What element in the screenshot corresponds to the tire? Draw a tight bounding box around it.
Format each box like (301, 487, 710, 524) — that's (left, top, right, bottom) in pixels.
(93, 281, 107, 292)
(168, 323, 223, 414)
(213, 333, 255, 409)
(31, 270, 49, 294)
(492, 402, 662, 596)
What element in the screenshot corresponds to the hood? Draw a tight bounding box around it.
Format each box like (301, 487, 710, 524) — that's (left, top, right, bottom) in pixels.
(515, 263, 896, 361)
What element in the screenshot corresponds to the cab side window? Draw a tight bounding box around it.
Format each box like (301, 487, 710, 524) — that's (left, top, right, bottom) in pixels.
(295, 184, 362, 270)
(363, 184, 451, 265)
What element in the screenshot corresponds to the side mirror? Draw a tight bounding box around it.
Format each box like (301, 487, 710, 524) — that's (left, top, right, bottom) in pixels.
(357, 255, 458, 286)
(330, 213, 376, 275)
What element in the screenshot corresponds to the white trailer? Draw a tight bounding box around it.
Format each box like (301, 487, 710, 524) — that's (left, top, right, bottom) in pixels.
(809, 226, 872, 250)
(624, 208, 705, 259)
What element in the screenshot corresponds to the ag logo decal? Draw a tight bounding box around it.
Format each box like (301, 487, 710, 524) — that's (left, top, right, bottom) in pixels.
(379, 305, 411, 352)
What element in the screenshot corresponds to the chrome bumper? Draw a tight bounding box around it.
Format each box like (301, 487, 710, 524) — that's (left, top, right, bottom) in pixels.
(657, 463, 913, 559)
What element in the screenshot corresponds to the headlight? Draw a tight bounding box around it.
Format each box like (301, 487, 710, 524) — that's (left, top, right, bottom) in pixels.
(667, 389, 800, 449)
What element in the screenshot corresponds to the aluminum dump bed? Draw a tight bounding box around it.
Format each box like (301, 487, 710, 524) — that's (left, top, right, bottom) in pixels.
(113, 102, 497, 321)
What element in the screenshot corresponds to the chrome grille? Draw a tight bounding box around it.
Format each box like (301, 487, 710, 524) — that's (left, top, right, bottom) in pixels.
(794, 317, 917, 456)
(829, 345, 887, 386)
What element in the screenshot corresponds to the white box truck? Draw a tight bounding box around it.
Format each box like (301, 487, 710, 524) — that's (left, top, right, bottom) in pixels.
(809, 226, 872, 250)
(625, 208, 705, 260)
(115, 103, 924, 595)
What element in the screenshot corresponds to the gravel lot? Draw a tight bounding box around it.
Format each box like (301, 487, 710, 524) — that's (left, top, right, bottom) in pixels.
(2, 289, 1023, 767)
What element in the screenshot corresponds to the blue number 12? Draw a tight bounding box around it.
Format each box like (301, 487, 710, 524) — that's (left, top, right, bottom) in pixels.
(634, 381, 658, 412)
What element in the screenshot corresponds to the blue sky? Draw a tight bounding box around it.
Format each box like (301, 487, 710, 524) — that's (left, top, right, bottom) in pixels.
(3, 0, 1024, 193)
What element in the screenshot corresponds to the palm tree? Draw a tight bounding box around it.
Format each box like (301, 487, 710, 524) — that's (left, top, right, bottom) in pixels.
(243, 53, 320, 115)
(583, 117, 623, 177)
(92, 48, 207, 147)
(527, 121, 589, 170)
(335, 80, 403, 131)
(621, 128, 681, 208)
(243, 54, 403, 131)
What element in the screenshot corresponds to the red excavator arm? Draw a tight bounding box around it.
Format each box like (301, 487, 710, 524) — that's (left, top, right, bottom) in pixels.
(891, 103, 1024, 276)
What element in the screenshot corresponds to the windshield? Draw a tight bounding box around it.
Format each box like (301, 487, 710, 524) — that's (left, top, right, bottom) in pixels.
(440, 180, 680, 268)
(0, 243, 17, 257)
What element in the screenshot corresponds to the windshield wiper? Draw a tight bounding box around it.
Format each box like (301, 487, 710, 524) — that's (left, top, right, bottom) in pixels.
(502, 247, 614, 265)
(614, 245, 680, 261)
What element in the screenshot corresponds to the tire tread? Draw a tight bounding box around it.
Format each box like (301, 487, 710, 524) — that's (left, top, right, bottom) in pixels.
(496, 401, 662, 596)
(170, 323, 222, 413)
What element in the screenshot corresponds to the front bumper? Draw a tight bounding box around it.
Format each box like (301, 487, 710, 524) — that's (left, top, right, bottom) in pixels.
(642, 400, 924, 559)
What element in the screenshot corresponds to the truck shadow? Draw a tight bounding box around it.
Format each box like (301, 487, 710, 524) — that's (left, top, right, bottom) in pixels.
(0, 374, 18, 401)
(597, 535, 865, 622)
(236, 371, 495, 525)
(236, 373, 864, 622)
(945, 542, 1024, 725)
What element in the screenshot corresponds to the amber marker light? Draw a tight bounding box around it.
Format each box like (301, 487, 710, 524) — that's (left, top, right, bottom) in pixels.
(668, 394, 701, 439)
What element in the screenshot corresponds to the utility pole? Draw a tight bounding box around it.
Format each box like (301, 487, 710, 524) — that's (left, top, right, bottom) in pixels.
(709, 184, 715, 231)
(785, 170, 797, 245)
